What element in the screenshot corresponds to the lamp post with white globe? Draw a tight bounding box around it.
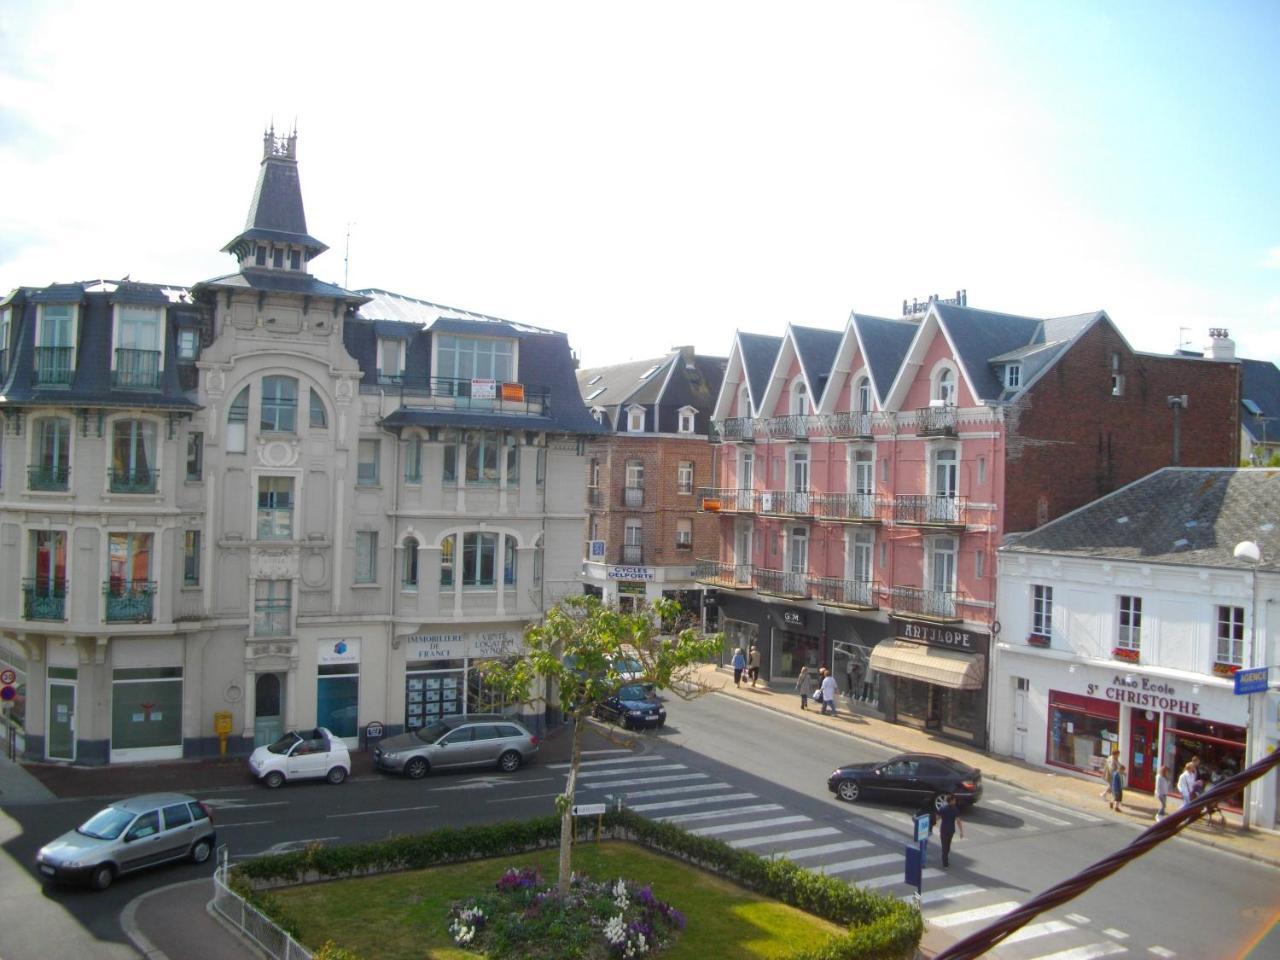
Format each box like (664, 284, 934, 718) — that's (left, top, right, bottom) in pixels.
(1233, 540, 1262, 831)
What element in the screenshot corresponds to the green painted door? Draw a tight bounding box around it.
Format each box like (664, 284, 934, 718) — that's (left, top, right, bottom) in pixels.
(47, 681, 76, 761)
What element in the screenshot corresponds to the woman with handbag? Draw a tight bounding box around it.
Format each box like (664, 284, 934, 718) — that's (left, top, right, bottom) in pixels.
(795, 665, 815, 710)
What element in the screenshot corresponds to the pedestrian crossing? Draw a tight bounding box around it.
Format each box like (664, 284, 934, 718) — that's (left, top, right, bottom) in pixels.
(553, 751, 1180, 960)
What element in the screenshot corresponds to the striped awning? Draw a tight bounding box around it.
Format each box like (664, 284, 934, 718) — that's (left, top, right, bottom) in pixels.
(869, 640, 985, 690)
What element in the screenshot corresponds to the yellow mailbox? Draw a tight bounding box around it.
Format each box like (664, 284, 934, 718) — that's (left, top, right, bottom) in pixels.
(214, 711, 233, 757)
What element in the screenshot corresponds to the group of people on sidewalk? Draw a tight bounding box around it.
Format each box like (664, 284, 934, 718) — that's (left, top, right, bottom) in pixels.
(794, 664, 839, 715)
(1101, 750, 1229, 825)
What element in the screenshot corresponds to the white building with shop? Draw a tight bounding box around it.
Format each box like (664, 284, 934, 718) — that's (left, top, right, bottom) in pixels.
(992, 468, 1279, 829)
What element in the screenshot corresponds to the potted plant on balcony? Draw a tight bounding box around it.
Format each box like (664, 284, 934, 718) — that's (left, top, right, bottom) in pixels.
(1027, 633, 1051, 648)
(1112, 646, 1140, 663)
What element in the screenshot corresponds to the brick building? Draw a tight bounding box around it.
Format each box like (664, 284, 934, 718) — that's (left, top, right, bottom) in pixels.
(696, 294, 1239, 747)
(577, 347, 725, 614)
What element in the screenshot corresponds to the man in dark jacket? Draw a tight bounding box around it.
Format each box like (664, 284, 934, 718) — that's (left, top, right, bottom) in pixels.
(937, 794, 964, 868)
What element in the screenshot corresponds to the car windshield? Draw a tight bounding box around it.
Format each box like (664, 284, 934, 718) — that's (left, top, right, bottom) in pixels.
(613, 659, 642, 675)
(267, 732, 303, 755)
(617, 684, 653, 701)
(414, 720, 451, 743)
(77, 806, 136, 840)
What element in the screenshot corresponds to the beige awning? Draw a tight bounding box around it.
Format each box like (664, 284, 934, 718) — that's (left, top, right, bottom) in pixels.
(869, 640, 985, 690)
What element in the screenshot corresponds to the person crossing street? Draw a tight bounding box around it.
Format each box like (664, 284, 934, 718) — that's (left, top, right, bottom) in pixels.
(937, 794, 965, 868)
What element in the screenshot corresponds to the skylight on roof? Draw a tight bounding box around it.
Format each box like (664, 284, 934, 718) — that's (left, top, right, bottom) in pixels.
(1243, 398, 1262, 415)
(586, 388, 605, 401)
(587, 375, 602, 386)
(639, 365, 662, 380)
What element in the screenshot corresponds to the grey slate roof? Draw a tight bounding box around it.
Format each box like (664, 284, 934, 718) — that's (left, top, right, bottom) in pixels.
(1002, 467, 1280, 571)
(1240, 358, 1280, 444)
(197, 270, 369, 304)
(790, 326, 842, 405)
(222, 151, 327, 257)
(738, 332, 783, 411)
(850, 314, 915, 402)
(576, 356, 670, 413)
(576, 349, 725, 435)
(356, 288, 556, 335)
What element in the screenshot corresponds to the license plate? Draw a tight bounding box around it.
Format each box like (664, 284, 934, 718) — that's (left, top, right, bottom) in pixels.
(39, 864, 55, 876)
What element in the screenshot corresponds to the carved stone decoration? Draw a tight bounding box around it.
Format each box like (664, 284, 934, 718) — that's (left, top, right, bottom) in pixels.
(258, 438, 300, 467)
(250, 546, 299, 580)
(207, 367, 227, 398)
(334, 378, 355, 405)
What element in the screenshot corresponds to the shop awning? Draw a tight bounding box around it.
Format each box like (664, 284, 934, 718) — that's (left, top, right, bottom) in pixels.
(869, 640, 985, 690)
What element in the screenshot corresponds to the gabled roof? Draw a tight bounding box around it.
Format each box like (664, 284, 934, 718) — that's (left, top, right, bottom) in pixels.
(933, 303, 1046, 401)
(575, 355, 673, 412)
(850, 314, 916, 404)
(1002, 467, 1280, 571)
(790, 325, 842, 406)
(739, 332, 783, 411)
(1240, 358, 1280, 444)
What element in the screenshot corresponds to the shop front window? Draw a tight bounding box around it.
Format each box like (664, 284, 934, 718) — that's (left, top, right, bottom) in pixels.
(110, 666, 183, 752)
(317, 664, 359, 738)
(721, 618, 758, 666)
(405, 663, 465, 729)
(774, 629, 819, 681)
(1164, 715, 1246, 811)
(1047, 691, 1119, 774)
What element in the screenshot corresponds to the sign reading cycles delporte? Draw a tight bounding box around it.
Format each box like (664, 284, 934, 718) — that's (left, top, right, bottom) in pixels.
(607, 565, 656, 582)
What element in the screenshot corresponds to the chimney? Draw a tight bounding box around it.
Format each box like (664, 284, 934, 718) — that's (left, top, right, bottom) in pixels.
(1207, 328, 1235, 361)
(674, 345, 696, 368)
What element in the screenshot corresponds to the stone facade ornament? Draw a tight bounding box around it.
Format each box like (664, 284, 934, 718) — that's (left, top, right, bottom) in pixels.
(250, 546, 299, 580)
(258, 438, 300, 467)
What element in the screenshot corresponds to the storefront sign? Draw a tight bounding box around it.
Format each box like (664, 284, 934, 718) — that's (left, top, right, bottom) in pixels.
(892, 618, 984, 653)
(319, 638, 361, 665)
(1234, 666, 1270, 695)
(782, 609, 806, 627)
(1086, 674, 1201, 716)
(404, 630, 521, 661)
(607, 565, 655, 582)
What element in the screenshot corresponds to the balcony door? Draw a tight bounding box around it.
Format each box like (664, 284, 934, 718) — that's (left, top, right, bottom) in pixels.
(789, 449, 810, 513)
(111, 420, 157, 492)
(853, 449, 874, 516)
(931, 449, 959, 522)
(733, 519, 753, 585)
(786, 526, 809, 594)
(928, 537, 957, 617)
(27, 531, 67, 620)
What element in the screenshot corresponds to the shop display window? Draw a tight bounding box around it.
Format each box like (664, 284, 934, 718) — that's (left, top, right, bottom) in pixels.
(111, 667, 183, 750)
(1048, 693, 1119, 774)
(774, 629, 819, 680)
(1164, 715, 1246, 810)
(721, 618, 757, 665)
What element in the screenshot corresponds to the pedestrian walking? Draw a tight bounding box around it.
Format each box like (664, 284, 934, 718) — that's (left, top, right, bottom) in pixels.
(731, 648, 746, 688)
(1110, 761, 1126, 812)
(845, 660, 858, 699)
(819, 668, 838, 716)
(1177, 760, 1198, 810)
(860, 666, 877, 704)
(937, 794, 964, 868)
(1100, 750, 1118, 804)
(1155, 764, 1172, 820)
(795, 665, 815, 710)
(747, 645, 761, 686)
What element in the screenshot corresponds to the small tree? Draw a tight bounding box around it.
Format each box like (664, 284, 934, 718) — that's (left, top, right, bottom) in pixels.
(484, 595, 721, 894)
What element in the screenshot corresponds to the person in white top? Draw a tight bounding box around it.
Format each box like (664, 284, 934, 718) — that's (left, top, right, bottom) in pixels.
(1155, 765, 1172, 820)
(819, 669, 838, 717)
(1177, 760, 1199, 810)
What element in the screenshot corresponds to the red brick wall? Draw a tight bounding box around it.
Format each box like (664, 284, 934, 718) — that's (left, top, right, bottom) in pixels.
(1003, 319, 1240, 534)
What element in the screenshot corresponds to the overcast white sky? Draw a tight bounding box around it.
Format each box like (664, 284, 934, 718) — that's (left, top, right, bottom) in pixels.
(2, 1, 1278, 367)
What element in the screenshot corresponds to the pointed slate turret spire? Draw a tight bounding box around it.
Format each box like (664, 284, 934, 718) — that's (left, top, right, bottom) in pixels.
(221, 125, 328, 271)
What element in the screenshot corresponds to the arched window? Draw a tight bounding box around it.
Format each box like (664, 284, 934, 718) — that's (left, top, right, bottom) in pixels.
(261, 376, 298, 433)
(226, 387, 249, 452)
(936, 368, 956, 406)
(309, 388, 328, 428)
(792, 380, 809, 415)
(856, 377, 872, 413)
(402, 537, 419, 588)
(738, 384, 751, 418)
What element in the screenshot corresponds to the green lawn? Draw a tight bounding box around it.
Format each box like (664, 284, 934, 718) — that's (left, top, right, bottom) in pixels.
(269, 841, 847, 959)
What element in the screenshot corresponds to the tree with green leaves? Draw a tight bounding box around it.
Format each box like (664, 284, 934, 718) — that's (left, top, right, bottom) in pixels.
(483, 595, 721, 894)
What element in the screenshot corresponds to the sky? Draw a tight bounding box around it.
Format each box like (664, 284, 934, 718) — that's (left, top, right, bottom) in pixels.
(2, 1, 1279, 368)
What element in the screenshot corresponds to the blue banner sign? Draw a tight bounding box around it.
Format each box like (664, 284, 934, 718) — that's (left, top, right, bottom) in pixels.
(1233, 667, 1270, 695)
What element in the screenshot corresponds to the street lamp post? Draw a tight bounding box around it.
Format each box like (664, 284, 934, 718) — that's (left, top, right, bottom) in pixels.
(1233, 540, 1262, 831)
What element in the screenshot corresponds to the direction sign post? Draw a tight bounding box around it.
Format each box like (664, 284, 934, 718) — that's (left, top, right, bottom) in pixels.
(571, 802, 608, 844)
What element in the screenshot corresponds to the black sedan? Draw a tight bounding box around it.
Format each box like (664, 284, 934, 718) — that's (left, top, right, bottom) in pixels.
(593, 683, 666, 730)
(828, 753, 982, 810)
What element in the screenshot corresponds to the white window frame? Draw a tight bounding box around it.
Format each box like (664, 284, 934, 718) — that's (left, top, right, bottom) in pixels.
(677, 406, 696, 433)
(625, 518, 643, 546)
(434, 334, 517, 383)
(676, 460, 694, 495)
(112, 304, 163, 376)
(1004, 363, 1021, 389)
(675, 518, 692, 549)
(355, 531, 378, 584)
(932, 448, 959, 498)
(1111, 352, 1125, 397)
(1215, 604, 1245, 666)
(1032, 584, 1054, 637)
(928, 536, 957, 594)
(791, 379, 809, 416)
(35, 302, 78, 380)
(177, 328, 198, 360)
(377, 338, 406, 381)
(738, 450, 754, 491)
(856, 376, 872, 413)
(1117, 595, 1142, 650)
(626, 406, 645, 433)
(625, 459, 645, 488)
(357, 439, 380, 486)
(847, 529, 873, 583)
(934, 366, 956, 406)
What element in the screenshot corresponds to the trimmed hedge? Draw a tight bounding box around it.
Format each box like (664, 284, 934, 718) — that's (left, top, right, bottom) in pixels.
(228, 810, 921, 960)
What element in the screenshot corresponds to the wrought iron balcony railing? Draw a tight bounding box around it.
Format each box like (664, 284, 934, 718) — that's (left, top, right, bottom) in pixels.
(755, 567, 810, 599)
(813, 492, 881, 523)
(621, 544, 644, 564)
(916, 404, 957, 436)
(763, 414, 816, 441)
(810, 576, 879, 610)
(34, 347, 74, 385)
(112, 349, 162, 389)
(28, 464, 70, 491)
(718, 417, 756, 442)
(892, 494, 966, 527)
(104, 580, 156, 623)
(623, 486, 645, 508)
(826, 411, 874, 439)
(697, 487, 756, 513)
(391, 375, 550, 417)
(23, 578, 67, 621)
(694, 559, 754, 589)
(759, 489, 812, 516)
(109, 468, 158, 494)
(889, 585, 959, 621)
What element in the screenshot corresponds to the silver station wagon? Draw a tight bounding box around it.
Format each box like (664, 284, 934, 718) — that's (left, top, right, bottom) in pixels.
(373, 713, 540, 779)
(36, 792, 216, 891)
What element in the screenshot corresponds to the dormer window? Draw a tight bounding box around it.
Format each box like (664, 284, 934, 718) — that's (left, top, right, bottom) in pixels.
(678, 406, 696, 433)
(791, 380, 809, 415)
(35, 303, 77, 385)
(436, 334, 514, 384)
(290, 249, 301, 271)
(0, 306, 11, 377)
(627, 406, 645, 432)
(113, 304, 163, 389)
(378, 338, 406, 384)
(272, 247, 284, 269)
(935, 367, 956, 406)
(177, 329, 199, 361)
(1004, 363, 1021, 389)
(255, 245, 267, 267)
(591, 407, 606, 424)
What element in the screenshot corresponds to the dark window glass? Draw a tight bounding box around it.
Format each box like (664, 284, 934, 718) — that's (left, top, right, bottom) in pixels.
(162, 803, 193, 830)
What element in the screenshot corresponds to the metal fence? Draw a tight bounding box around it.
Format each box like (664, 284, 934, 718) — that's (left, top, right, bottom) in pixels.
(212, 847, 313, 960)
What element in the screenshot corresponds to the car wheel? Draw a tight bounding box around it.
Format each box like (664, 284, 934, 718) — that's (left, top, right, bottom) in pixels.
(326, 766, 348, 785)
(405, 757, 428, 780)
(837, 780, 861, 803)
(189, 839, 213, 864)
(498, 750, 522, 773)
(656, 719, 665, 728)
(263, 770, 285, 790)
(89, 864, 114, 891)
(933, 793, 948, 812)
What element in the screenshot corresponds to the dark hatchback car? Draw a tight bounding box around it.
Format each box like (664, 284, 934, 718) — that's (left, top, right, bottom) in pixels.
(593, 683, 666, 730)
(828, 753, 983, 810)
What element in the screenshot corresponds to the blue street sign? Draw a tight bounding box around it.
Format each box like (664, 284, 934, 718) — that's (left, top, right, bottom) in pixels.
(1234, 666, 1270, 695)
(914, 813, 933, 843)
(904, 844, 923, 892)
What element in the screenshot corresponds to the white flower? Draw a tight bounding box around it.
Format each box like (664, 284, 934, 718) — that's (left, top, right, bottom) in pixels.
(612, 878, 630, 910)
(604, 913, 629, 945)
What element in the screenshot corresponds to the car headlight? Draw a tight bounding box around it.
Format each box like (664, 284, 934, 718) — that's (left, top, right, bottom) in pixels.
(382, 751, 400, 760)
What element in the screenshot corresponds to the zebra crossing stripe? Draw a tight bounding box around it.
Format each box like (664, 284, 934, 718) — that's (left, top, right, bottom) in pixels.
(819, 853, 900, 875)
(1000, 920, 1075, 945)
(689, 815, 810, 837)
(1029, 941, 1127, 960)
(612, 783, 731, 800)
(914, 884, 985, 906)
(989, 798, 1073, 826)
(729, 828, 842, 849)
(579, 773, 709, 790)
(547, 755, 665, 769)
(658, 803, 783, 825)
(848, 820, 911, 844)
(764, 839, 873, 859)
(1021, 794, 1105, 824)
(628, 792, 756, 813)
(862, 867, 943, 889)
(577, 763, 687, 779)
(929, 901, 1021, 928)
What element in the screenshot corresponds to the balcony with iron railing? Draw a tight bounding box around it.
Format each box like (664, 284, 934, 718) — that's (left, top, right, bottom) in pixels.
(759, 489, 812, 516)
(892, 494, 966, 528)
(623, 485, 645, 508)
(621, 544, 644, 564)
(810, 576, 879, 610)
(889, 585, 961, 622)
(755, 567, 810, 599)
(112, 349, 162, 389)
(697, 487, 756, 513)
(104, 580, 156, 623)
(28, 464, 70, 491)
(916, 404, 957, 437)
(23, 578, 67, 621)
(814, 492, 881, 524)
(389, 375, 551, 418)
(826, 410, 875, 439)
(694, 558, 754, 589)
(34, 346, 74, 385)
(762, 414, 816, 441)
(109, 468, 158, 494)
(718, 417, 756, 442)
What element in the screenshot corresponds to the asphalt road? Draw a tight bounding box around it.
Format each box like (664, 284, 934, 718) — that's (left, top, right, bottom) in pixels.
(3, 693, 1277, 960)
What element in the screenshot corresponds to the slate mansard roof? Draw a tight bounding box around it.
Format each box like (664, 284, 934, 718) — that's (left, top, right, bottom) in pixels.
(1002, 467, 1280, 572)
(576, 347, 726, 435)
(0, 280, 201, 411)
(1240, 358, 1280, 445)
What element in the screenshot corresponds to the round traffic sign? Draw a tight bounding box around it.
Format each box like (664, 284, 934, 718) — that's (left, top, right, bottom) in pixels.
(0, 685, 15, 702)
(0, 668, 15, 686)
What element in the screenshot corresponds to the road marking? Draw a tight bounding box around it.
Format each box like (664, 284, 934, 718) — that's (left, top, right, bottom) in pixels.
(730, 828, 839, 850)
(819, 853, 899, 875)
(765, 839, 873, 859)
(989, 798, 1073, 826)
(581, 749, 634, 757)
(1065, 913, 1091, 925)
(847, 819, 910, 844)
(213, 820, 275, 828)
(628, 792, 756, 813)
(202, 799, 289, 810)
(614, 783, 732, 799)
(914, 884, 984, 906)
(862, 867, 942, 888)
(547, 755, 662, 769)
(658, 803, 783, 824)
(689, 815, 809, 836)
(1102, 928, 1128, 940)
(1147, 948, 1176, 958)
(576, 763, 687, 778)
(580, 773, 709, 789)
(1000, 920, 1075, 945)
(929, 900, 1021, 928)
(1027, 942, 1127, 960)
(1021, 794, 1106, 824)
(489, 792, 564, 803)
(328, 804, 438, 818)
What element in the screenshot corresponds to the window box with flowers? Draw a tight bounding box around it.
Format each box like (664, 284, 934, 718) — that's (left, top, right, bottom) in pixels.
(1212, 662, 1242, 677)
(1112, 647, 1140, 663)
(1027, 633, 1051, 648)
